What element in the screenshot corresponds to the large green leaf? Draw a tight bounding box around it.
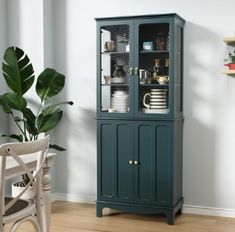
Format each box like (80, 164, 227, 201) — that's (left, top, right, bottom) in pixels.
(42, 105, 59, 116)
(2, 134, 23, 142)
(36, 68, 65, 102)
(37, 108, 63, 133)
(3, 93, 27, 111)
(49, 144, 66, 151)
(2, 47, 35, 95)
(22, 108, 38, 135)
(0, 95, 12, 114)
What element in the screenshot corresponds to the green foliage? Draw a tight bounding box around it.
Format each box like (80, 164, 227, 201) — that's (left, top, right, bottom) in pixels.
(2, 134, 23, 142)
(36, 68, 65, 102)
(0, 46, 73, 151)
(2, 47, 34, 95)
(229, 50, 235, 63)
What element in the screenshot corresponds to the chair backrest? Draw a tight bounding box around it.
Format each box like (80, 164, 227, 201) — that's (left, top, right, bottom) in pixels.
(0, 136, 49, 218)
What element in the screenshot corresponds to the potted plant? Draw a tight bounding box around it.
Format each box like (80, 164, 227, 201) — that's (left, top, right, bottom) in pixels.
(0, 46, 73, 198)
(224, 50, 235, 70)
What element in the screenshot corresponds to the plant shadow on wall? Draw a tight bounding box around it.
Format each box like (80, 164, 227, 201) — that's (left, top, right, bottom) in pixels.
(47, 0, 96, 196)
(0, 46, 73, 184)
(184, 22, 220, 207)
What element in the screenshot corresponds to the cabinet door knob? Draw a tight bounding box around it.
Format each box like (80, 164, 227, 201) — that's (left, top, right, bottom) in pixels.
(129, 160, 133, 165)
(134, 160, 138, 165)
(129, 67, 134, 75)
(134, 67, 138, 75)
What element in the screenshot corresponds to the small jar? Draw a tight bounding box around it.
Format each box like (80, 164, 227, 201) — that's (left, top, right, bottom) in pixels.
(139, 69, 145, 83)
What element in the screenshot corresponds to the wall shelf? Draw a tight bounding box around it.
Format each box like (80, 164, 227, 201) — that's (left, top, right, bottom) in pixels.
(223, 70, 235, 75)
(223, 36, 235, 45)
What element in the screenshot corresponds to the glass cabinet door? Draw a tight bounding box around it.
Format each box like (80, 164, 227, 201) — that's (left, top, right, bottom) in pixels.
(134, 21, 172, 118)
(98, 22, 133, 116)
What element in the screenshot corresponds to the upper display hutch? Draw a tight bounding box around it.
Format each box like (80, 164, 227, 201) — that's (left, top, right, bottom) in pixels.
(96, 14, 184, 119)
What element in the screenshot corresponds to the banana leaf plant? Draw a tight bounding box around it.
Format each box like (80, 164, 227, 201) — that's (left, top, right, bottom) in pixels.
(0, 46, 73, 155)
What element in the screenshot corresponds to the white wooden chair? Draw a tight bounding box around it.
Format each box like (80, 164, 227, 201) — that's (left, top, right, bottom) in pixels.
(0, 136, 49, 232)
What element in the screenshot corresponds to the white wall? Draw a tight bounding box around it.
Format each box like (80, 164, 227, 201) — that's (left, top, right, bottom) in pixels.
(2, 0, 235, 216)
(5, 0, 44, 133)
(0, 0, 8, 137)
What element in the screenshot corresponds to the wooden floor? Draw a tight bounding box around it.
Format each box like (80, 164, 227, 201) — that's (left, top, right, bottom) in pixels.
(6, 201, 235, 232)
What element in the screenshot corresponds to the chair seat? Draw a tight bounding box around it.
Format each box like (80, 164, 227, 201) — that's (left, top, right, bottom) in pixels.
(5, 197, 29, 216)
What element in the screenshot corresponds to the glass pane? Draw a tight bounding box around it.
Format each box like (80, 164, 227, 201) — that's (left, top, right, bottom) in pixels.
(138, 23, 170, 114)
(100, 25, 130, 113)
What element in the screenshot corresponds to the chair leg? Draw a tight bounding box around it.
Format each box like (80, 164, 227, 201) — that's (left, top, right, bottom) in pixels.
(10, 216, 40, 232)
(0, 223, 4, 232)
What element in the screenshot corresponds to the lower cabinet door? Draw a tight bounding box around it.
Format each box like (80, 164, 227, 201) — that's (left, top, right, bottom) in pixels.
(97, 120, 134, 203)
(134, 121, 173, 206)
(97, 120, 173, 206)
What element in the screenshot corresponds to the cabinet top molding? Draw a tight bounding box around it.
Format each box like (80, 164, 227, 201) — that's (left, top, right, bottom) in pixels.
(223, 36, 235, 44)
(95, 13, 185, 23)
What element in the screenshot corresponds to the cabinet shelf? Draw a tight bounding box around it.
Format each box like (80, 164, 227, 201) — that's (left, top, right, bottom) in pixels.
(102, 51, 129, 55)
(223, 36, 235, 44)
(140, 50, 169, 54)
(140, 83, 169, 87)
(102, 83, 129, 86)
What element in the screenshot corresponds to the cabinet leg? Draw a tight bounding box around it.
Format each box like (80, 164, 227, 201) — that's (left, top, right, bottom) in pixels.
(177, 208, 182, 215)
(96, 204, 103, 217)
(166, 211, 175, 225)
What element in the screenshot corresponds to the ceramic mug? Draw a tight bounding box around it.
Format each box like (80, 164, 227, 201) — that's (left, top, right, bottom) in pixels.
(104, 41, 116, 52)
(143, 89, 167, 109)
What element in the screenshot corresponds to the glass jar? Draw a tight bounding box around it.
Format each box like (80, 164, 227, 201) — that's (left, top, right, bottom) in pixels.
(155, 33, 166, 51)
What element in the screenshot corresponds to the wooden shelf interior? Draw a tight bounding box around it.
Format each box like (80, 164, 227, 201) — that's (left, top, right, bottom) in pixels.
(223, 36, 235, 44)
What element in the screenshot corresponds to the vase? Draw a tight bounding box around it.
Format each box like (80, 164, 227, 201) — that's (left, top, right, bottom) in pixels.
(12, 181, 35, 200)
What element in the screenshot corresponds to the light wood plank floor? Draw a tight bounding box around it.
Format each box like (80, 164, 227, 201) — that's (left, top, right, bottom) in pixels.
(6, 201, 235, 232)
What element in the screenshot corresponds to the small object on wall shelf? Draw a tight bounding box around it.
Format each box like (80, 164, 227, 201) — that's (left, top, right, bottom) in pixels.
(223, 36, 235, 45)
(223, 36, 235, 75)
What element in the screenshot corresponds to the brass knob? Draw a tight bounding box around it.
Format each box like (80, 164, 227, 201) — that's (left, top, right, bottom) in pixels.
(134, 160, 138, 165)
(129, 67, 134, 75)
(134, 67, 138, 75)
(129, 160, 133, 165)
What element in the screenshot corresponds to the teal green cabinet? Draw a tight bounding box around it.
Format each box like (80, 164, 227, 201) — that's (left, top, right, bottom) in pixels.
(97, 120, 134, 203)
(134, 121, 172, 206)
(96, 14, 185, 225)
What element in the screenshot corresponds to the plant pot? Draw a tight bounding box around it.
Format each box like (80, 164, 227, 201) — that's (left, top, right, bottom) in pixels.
(12, 181, 35, 200)
(224, 63, 235, 70)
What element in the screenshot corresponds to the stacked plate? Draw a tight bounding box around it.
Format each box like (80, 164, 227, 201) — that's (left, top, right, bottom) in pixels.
(142, 108, 169, 114)
(111, 77, 126, 84)
(111, 91, 129, 112)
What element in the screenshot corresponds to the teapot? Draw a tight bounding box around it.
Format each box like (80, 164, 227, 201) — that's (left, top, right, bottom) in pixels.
(113, 65, 126, 78)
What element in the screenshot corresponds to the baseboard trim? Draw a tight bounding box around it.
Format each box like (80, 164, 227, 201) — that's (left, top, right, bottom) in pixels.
(52, 193, 235, 218)
(52, 193, 96, 204)
(183, 204, 235, 218)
